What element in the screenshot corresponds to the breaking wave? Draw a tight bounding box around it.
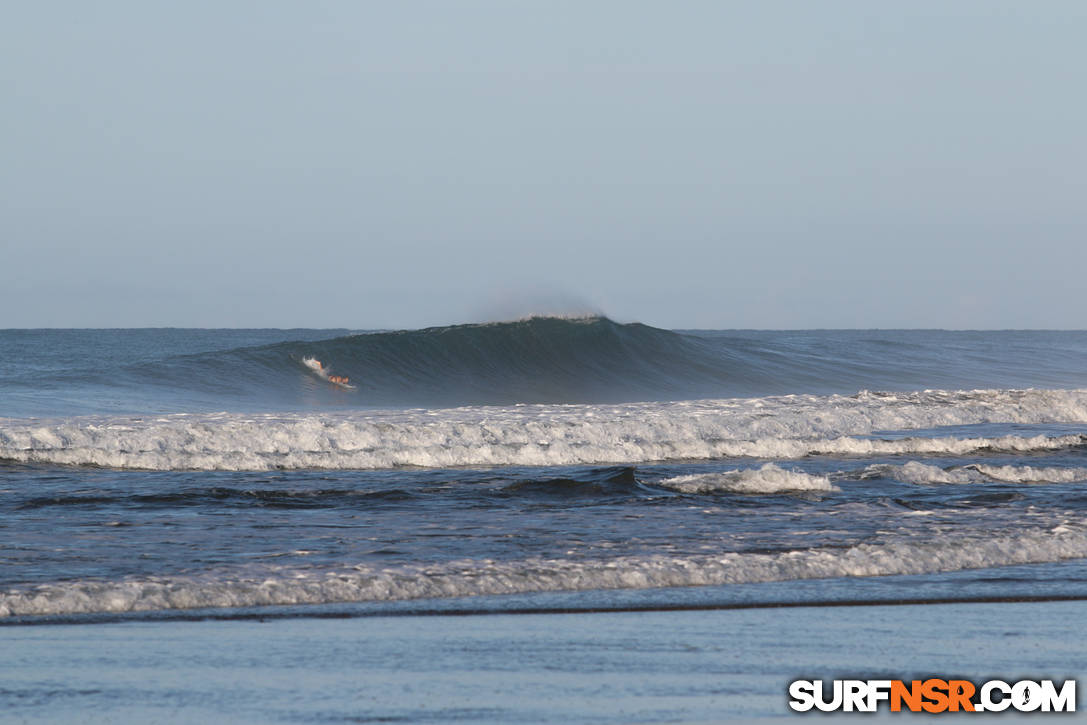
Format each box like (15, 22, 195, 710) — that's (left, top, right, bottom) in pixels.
(3, 388, 1087, 471)
(4, 520, 1085, 617)
(657, 464, 834, 494)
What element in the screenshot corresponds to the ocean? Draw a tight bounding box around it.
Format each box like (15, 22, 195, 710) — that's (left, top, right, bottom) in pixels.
(3, 318, 1086, 720)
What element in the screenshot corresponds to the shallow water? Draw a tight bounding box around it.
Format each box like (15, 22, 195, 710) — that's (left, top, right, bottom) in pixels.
(3, 599, 1083, 722)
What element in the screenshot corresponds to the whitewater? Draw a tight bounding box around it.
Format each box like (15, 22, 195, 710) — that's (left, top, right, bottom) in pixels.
(3, 318, 1087, 620)
(5, 388, 1087, 470)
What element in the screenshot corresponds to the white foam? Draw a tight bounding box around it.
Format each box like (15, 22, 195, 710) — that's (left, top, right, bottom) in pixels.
(4, 520, 1085, 617)
(869, 461, 1087, 485)
(2, 388, 1086, 471)
(302, 356, 326, 378)
(974, 464, 1087, 483)
(658, 464, 834, 494)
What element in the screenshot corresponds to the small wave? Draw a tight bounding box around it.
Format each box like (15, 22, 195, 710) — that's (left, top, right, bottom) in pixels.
(500, 467, 641, 497)
(4, 521, 1085, 617)
(3, 389, 1086, 471)
(657, 464, 834, 494)
(867, 461, 1087, 485)
(15, 487, 419, 511)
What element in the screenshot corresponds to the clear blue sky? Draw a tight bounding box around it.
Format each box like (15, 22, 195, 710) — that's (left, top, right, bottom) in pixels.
(3, 2, 1085, 329)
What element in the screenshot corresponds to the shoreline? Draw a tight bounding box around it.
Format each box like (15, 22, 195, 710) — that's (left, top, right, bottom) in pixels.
(5, 591, 1087, 628)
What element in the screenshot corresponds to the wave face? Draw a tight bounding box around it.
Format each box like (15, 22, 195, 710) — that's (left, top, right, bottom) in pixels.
(4, 320, 1087, 416)
(285, 316, 734, 407)
(0, 318, 735, 415)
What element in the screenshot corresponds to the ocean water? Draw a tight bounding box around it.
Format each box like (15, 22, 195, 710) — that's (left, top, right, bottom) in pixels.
(3, 317, 1087, 623)
(4, 600, 1084, 723)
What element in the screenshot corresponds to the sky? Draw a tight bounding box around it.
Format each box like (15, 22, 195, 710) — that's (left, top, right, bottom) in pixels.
(2, 1, 1085, 329)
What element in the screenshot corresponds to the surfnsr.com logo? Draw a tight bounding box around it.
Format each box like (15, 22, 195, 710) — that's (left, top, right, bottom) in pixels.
(788, 679, 1076, 713)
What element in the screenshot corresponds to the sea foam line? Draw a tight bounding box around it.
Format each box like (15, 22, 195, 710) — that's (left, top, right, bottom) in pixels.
(3, 521, 1085, 617)
(2, 388, 1086, 471)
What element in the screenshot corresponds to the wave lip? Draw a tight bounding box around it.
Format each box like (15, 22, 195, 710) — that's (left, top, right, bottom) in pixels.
(4, 520, 1085, 617)
(3, 388, 1087, 471)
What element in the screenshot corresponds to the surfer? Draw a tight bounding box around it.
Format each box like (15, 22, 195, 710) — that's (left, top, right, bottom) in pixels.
(305, 357, 348, 385)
